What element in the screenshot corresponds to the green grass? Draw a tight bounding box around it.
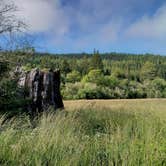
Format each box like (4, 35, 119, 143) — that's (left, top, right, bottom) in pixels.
(0, 107, 166, 166)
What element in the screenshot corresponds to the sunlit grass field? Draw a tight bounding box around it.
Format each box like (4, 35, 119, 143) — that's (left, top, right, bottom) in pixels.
(0, 99, 166, 165)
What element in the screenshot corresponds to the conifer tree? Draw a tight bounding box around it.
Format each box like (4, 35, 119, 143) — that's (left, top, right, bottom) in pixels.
(90, 49, 103, 70)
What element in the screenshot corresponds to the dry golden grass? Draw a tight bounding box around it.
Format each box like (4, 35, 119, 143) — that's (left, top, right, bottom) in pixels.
(64, 99, 166, 118)
(0, 99, 166, 165)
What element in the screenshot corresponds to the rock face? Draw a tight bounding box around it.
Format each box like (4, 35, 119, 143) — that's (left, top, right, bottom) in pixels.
(18, 68, 64, 113)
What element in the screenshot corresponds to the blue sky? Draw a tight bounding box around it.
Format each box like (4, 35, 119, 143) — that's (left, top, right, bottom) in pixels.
(14, 0, 166, 54)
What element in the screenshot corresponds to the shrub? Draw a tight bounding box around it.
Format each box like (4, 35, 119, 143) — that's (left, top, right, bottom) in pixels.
(0, 78, 28, 114)
(62, 82, 84, 100)
(82, 69, 104, 85)
(66, 71, 81, 83)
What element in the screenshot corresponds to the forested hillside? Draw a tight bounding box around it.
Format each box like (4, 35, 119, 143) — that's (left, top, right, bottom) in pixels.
(1, 51, 166, 108)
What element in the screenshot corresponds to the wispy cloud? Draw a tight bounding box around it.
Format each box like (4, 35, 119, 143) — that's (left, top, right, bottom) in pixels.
(126, 3, 166, 40)
(12, 0, 166, 53)
(15, 0, 69, 35)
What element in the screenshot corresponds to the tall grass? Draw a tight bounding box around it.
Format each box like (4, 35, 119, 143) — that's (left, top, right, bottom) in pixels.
(0, 108, 166, 166)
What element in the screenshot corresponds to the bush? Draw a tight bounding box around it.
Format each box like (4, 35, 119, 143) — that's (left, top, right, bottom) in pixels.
(0, 78, 28, 114)
(103, 76, 119, 88)
(0, 61, 9, 76)
(62, 82, 84, 100)
(78, 83, 103, 99)
(126, 81, 147, 98)
(82, 69, 104, 85)
(66, 71, 81, 83)
(143, 78, 166, 98)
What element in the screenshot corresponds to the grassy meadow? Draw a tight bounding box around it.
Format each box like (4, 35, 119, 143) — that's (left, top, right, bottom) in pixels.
(0, 99, 166, 165)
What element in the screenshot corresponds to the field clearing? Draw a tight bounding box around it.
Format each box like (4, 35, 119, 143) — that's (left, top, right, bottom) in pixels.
(0, 99, 166, 165)
(64, 99, 166, 117)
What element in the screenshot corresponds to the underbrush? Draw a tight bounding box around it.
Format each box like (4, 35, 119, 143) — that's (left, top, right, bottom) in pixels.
(0, 109, 166, 166)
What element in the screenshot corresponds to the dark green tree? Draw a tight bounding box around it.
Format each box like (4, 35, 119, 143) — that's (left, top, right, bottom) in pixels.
(90, 49, 103, 70)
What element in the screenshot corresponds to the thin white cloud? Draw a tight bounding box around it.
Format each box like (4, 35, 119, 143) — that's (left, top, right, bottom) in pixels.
(15, 0, 69, 35)
(126, 3, 166, 39)
(11, 0, 166, 53)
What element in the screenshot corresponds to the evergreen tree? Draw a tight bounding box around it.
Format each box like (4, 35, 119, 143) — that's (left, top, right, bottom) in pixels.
(140, 62, 157, 80)
(90, 49, 103, 70)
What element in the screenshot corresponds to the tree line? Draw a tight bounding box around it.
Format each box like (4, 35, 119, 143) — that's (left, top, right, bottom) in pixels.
(1, 50, 166, 107)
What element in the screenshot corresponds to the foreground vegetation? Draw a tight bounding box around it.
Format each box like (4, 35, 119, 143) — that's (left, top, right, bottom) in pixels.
(0, 100, 166, 165)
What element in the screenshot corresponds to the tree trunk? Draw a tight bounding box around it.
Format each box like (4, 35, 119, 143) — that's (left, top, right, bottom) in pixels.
(18, 68, 64, 114)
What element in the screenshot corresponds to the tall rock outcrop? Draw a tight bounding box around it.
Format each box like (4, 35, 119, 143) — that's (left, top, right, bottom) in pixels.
(17, 68, 64, 113)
